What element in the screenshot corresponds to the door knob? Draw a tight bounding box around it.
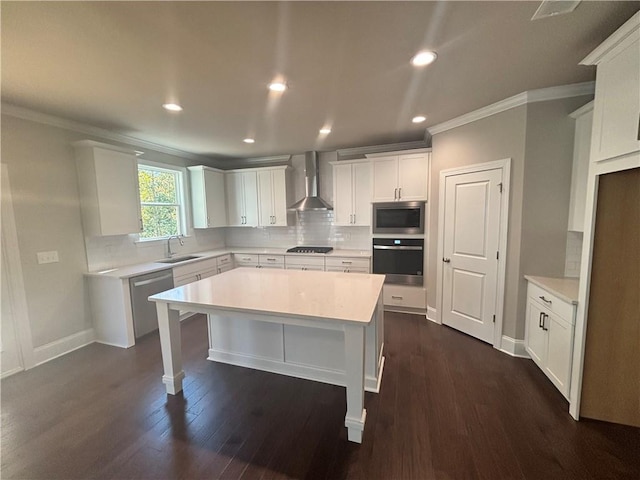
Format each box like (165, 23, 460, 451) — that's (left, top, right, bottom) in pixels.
(443, 258, 451, 263)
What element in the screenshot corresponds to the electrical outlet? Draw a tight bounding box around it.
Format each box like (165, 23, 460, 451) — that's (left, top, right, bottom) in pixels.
(37, 251, 59, 264)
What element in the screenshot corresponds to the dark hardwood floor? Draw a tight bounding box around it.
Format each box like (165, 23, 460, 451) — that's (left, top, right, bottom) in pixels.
(2, 312, 639, 479)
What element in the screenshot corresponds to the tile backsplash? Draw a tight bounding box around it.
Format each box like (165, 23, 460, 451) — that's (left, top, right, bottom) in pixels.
(85, 212, 371, 271)
(564, 231, 583, 278)
(225, 211, 371, 250)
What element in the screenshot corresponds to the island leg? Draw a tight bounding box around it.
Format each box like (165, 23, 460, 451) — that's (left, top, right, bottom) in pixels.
(344, 324, 366, 443)
(156, 302, 185, 395)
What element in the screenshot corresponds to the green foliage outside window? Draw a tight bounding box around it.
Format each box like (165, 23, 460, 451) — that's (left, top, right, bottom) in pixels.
(138, 166, 183, 239)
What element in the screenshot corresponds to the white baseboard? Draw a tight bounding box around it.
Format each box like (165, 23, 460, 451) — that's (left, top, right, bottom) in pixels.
(208, 349, 382, 393)
(426, 305, 438, 323)
(33, 328, 95, 366)
(499, 335, 530, 358)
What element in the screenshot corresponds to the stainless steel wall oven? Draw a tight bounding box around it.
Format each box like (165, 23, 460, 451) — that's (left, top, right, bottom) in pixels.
(372, 238, 424, 286)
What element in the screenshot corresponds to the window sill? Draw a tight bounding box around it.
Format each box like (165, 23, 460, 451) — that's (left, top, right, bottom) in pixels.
(134, 235, 192, 245)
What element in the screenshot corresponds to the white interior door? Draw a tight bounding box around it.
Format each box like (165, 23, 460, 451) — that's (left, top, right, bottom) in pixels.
(441, 168, 502, 344)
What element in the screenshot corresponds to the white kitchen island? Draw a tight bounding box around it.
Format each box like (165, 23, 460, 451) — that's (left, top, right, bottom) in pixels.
(149, 267, 385, 443)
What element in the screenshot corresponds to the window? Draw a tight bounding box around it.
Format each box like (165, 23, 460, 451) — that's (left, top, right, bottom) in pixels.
(137, 163, 186, 240)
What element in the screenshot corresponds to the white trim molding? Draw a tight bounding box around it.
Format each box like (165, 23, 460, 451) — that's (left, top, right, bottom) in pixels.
(1, 103, 221, 164)
(581, 11, 640, 65)
(33, 328, 96, 366)
(426, 305, 438, 323)
(428, 82, 595, 135)
(1, 164, 36, 370)
(337, 141, 429, 159)
(499, 336, 530, 358)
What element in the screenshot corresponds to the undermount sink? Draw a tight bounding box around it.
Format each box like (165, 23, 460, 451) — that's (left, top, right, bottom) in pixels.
(157, 255, 202, 264)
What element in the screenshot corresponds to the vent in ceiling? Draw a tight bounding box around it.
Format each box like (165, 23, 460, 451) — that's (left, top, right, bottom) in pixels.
(531, 1, 581, 21)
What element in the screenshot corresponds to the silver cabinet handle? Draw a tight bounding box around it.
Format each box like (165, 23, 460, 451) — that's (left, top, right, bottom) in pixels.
(353, 213, 355, 224)
(391, 295, 403, 300)
(341, 261, 352, 265)
(394, 188, 398, 200)
(266, 258, 277, 262)
(539, 296, 552, 305)
(443, 258, 451, 263)
(398, 187, 402, 199)
(539, 311, 544, 329)
(207, 216, 210, 226)
(542, 313, 549, 331)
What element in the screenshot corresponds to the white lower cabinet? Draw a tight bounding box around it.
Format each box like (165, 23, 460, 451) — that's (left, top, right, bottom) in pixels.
(382, 284, 426, 310)
(284, 255, 325, 271)
(325, 256, 370, 273)
(232, 253, 285, 269)
(524, 281, 576, 399)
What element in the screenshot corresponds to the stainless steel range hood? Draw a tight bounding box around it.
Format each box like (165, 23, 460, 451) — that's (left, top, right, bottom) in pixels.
(288, 151, 333, 211)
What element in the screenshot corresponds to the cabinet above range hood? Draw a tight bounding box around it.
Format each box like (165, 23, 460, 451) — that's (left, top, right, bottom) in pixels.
(288, 151, 333, 211)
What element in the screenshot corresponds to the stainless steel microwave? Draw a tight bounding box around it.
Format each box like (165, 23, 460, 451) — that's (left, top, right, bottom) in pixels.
(372, 201, 425, 234)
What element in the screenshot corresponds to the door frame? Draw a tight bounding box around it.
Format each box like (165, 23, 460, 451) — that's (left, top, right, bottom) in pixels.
(435, 158, 511, 349)
(1, 163, 35, 373)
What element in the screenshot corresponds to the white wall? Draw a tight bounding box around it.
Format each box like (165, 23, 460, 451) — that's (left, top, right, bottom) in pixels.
(0, 114, 223, 348)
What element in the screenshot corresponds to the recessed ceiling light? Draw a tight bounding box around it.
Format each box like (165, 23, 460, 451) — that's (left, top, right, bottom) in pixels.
(319, 127, 332, 134)
(268, 82, 287, 92)
(411, 51, 437, 67)
(243, 138, 255, 144)
(162, 103, 183, 112)
(412, 116, 426, 123)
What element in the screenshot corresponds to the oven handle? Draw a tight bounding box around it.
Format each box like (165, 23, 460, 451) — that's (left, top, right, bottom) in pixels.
(373, 245, 423, 251)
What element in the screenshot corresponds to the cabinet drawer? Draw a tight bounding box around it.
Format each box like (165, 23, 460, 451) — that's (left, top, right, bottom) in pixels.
(325, 257, 370, 270)
(284, 255, 325, 268)
(234, 253, 259, 266)
(172, 257, 217, 279)
(286, 264, 325, 272)
(216, 254, 232, 267)
(217, 263, 234, 274)
(259, 254, 285, 267)
(527, 283, 575, 324)
(383, 285, 426, 309)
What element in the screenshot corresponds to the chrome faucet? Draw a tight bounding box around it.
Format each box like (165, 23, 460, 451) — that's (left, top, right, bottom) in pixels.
(167, 235, 184, 257)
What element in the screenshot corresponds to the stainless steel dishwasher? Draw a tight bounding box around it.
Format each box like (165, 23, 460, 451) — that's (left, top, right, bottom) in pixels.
(129, 269, 174, 338)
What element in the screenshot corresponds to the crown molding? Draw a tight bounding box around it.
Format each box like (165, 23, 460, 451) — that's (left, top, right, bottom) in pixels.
(581, 11, 639, 66)
(1, 103, 217, 163)
(427, 82, 595, 136)
(337, 140, 429, 159)
(569, 100, 594, 119)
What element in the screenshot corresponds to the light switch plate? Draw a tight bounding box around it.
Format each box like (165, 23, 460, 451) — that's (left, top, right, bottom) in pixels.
(37, 251, 59, 264)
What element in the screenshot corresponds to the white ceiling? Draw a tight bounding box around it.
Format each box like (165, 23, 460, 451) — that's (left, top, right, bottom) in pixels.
(2, 1, 638, 160)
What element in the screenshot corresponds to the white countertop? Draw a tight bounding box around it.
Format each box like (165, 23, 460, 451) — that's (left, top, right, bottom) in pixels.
(524, 275, 579, 304)
(150, 267, 385, 324)
(86, 247, 371, 279)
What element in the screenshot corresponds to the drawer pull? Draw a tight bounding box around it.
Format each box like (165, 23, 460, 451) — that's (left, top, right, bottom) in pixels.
(241, 257, 251, 261)
(391, 295, 403, 300)
(539, 296, 552, 305)
(266, 258, 277, 261)
(341, 261, 352, 265)
(541, 313, 549, 331)
(539, 311, 544, 329)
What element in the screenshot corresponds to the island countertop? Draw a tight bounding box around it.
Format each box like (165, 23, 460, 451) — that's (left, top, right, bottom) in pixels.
(150, 267, 385, 324)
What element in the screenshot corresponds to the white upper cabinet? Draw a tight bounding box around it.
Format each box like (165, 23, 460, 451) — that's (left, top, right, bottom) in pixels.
(331, 160, 371, 226)
(368, 151, 430, 202)
(567, 103, 594, 232)
(73, 140, 142, 236)
(188, 166, 227, 228)
(225, 171, 259, 226)
(257, 166, 292, 227)
(582, 12, 640, 163)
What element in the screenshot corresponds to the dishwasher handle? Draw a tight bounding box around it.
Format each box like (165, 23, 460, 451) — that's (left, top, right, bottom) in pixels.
(132, 273, 174, 288)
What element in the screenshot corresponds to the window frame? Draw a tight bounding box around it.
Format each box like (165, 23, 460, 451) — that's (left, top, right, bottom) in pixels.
(136, 160, 189, 242)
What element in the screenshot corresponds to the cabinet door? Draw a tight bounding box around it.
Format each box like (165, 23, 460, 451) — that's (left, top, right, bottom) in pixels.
(525, 299, 548, 369)
(545, 313, 574, 398)
(591, 30, 640, 162)
(204, 169, 226, 227)
(94, 148, 142, 235)
(371, 157, 398, 202)
(225, 172, 244, 226)
(242, 172, 259, 226)
(333, 163, 354, 225)
(352, 162, 371, 226)
(257, 170, 273, 226)
(397, 153, 428, 201)
(568, 108, 593, 232)
(270, 169, 289, 226)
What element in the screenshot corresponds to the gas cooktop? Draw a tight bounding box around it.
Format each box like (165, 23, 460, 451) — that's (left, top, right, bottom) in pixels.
(286, 246, 334, 254)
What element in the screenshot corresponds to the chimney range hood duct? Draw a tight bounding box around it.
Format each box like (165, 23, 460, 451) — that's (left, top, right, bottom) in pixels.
(288, 151, 333, 211)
